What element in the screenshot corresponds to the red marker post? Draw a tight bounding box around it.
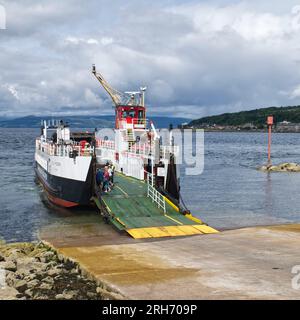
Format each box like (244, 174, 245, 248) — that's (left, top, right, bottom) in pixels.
(267, 116, 273, 166)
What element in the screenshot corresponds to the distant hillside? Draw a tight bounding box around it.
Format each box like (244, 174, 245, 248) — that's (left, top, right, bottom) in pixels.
(189, 105, 300, 128)
(0, 115, 189, 129)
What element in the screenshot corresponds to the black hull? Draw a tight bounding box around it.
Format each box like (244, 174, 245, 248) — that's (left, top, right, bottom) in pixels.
(35, 162, 94, 207)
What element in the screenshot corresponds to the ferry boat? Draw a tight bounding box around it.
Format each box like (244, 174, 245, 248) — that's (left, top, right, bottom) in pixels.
(35, 65, 181, 208)
(34, 65, 218, 238)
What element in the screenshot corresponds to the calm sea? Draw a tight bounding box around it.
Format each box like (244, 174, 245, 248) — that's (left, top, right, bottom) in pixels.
(1, 128, 300, 242)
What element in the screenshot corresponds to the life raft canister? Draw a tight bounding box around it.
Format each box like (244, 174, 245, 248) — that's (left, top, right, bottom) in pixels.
(80, 140, 87, 155)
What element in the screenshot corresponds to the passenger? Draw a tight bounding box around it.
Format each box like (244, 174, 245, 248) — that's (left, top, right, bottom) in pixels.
(103, 166, 111, 193)
(96, 169, 104, 191)
(109, 163, 115, 184)
(108, 165, 113, 186)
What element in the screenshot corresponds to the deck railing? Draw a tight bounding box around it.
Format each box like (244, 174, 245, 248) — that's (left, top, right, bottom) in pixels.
(146, 172, 166, 213)
(96, 139, 115, 149)
(36, 139, 93, 157)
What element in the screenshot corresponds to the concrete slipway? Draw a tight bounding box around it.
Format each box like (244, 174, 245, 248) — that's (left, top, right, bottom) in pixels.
(41, 223, 300, 300)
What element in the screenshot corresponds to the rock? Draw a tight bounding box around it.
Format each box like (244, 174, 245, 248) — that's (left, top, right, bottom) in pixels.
(87, 292, 97, 299)
(23, 273, 36, 282)
(5, 271, 17, 287)
(47, 267, 62, 277)
(6, 249, 25, 261)
(15, 268, 30, 280)
(39, 282, 53, 290)
(0, 253, 5, 262)
(55, 290, 78, 300)
(4, 260, 17, 272)
(35, 295, 49, 300)
(25, 289, 34, 298)
(15, 279, 27, 293)
(42, 276, 54, 284)
(57, 254, 65, 262)
(0, 285, 19, 300)
(259, 162, 300, 172)
(41, 251, 55, 263)
(27, 279, 39, 288)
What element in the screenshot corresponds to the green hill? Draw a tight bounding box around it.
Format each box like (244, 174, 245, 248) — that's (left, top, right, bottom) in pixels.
(189, 105, 300, 128)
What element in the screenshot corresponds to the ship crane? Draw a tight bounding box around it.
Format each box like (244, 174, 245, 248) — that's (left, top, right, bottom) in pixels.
(92, 64, 144, 107)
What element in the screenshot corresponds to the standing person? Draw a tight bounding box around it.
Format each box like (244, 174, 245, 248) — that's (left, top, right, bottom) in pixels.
(96, 169, 104, 191)
(103, 166, 111, 192)
(108, 164, 114, 186)
(110, 163, 115, 184)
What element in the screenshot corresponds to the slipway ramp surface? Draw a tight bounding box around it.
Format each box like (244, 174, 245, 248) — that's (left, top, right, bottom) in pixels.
(42, 224, 300, 299)
(98, 173, 218, 239)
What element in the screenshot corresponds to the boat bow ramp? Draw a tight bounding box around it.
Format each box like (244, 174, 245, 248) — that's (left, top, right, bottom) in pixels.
(93, 173, 218, 239)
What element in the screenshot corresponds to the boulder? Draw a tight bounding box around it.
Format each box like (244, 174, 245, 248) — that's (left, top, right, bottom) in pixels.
(42, 276, 54, 284)
(23, 273, 36, 282)
(27, 279, 39, 289)
(15, 279, 27, 293)
(24, 289, 34, 298)
(47, 267, 62, 277)
(87, 292, 97, 299)
(39, 253, 54, 263)
(5, 271, 17, 287)
(0, 253, 5, 262)
(0, 286, 19, 300)
(259, 162, 300, 172)
(39, 282, 53, 290)
(61, 290, 78, 300)
(4, 260, 17, 272)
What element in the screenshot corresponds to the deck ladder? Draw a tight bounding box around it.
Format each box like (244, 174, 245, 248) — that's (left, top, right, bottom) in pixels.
(147, 173, 166, 213)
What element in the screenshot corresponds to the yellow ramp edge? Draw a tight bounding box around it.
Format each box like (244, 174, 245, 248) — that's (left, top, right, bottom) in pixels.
(185, 214, 203, 224)
(163, 196, 180, 212)
(125, 224, 219, 239)
(126, 228, 153, 239)
(193, 225, 219, 234)
(163, 196, 205, 225)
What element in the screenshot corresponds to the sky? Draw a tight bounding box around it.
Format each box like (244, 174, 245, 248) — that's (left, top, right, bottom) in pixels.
(1, 0, 300, 119)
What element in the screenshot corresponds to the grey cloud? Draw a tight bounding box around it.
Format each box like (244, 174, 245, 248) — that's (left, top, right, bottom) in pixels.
(1, 0, 300, 119)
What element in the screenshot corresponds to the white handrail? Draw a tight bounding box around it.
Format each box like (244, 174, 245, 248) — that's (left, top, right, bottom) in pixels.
(36, 139, 94, 157)
(146, 172, 166, 213)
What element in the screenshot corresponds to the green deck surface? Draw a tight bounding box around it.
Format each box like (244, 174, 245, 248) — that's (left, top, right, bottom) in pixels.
(101, 173, 197, 230)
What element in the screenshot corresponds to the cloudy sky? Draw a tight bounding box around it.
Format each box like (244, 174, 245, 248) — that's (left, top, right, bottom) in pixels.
(1, 0, 300, 119)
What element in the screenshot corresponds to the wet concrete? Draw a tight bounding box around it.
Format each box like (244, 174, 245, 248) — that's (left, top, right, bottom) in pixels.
(41, 223, 300, 299)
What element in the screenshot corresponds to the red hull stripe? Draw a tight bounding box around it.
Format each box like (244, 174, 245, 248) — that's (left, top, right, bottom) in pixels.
(36, 168, 79, 208)
(47, 193, 79, 208)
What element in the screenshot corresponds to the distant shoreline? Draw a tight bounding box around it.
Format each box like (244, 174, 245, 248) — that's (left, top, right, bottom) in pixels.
(180, 128, 300, 133)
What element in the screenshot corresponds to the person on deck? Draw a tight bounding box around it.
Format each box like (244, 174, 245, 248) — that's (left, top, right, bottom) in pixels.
(96, 169, 104, 191)
(103, 166, 111, 193)
(108, 164, 114, 186)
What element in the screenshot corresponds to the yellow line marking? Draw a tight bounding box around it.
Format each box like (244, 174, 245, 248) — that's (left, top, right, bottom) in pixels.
(116, 185, 129, 197)
(101, 197, 127, 228)
(116, 172, 137, 182)
(164, 213, 183, 225)
(115, 217, 127, 228)
(101, 198, 111, 213)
